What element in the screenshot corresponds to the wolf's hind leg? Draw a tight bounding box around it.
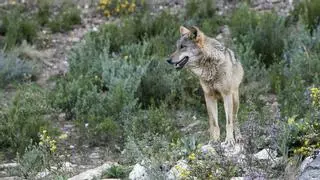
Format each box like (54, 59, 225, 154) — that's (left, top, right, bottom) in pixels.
(204, 94, 220, 141)
(233, 90, 242, 143)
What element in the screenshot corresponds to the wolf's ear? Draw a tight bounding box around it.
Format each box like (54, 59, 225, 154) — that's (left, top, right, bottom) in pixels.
(180, 26, 190, 36)
(190, 26, 204, 48)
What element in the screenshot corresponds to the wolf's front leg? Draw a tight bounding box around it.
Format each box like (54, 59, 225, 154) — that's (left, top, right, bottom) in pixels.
(222, 94, 235, 147)
(204, 94, 220, 142)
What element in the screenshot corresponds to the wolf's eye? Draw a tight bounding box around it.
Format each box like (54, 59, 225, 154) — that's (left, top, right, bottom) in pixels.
(180, 45, 186, 49)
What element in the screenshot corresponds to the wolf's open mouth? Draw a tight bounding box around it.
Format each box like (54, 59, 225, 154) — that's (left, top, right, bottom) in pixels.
(175, 56, 189, 69)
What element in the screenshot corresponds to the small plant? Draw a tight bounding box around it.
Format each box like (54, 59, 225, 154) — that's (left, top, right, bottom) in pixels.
(0, 52, 35, 88)
(103, 165, 126, 178)
(14, 130, 64, 179)
(310, 87, 320, 108)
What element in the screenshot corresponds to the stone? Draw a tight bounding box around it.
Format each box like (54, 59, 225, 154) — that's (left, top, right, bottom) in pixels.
(181, 120, 201, 132)
(200, 144, 217, 158)
(0, 163, 18, 169)
(129, 163, 149, 180)
(299, 152, 320, 180)
(300, 156, 314, 173)
(68, 162, 115, 180)
(230, 177, 245, 180)
(166, 160, 189, 180)
(253, 148, 277, 160)
(223, 143, 243, 157)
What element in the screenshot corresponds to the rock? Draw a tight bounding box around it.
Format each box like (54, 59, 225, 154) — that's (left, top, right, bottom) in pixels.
(253, 148, 277, 160)
(223, 143, 243, 157)
(0, 177, 19, 180)
(129, 163, 149, 180)
(181, 120, 201, 132)
(0, 163, 18, 170)
(166, 160, 189, 180)
(300, 156, 314, 173)
(68, 162, 115, 180)
(36, 169, 50, 179)
(299, 151, 320, 180)
(230, 177, 245, 180)
(199, 144, 217, 158)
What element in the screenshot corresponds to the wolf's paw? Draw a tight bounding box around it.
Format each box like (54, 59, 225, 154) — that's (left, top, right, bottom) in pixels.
(235, 133, 243, 143)
(222, 138, 235, 147)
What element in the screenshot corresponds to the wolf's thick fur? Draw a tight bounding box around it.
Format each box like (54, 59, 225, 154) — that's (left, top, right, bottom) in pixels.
(167, 26, 244, 146)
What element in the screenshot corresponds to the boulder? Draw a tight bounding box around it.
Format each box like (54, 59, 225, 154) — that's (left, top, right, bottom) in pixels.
(253, 148, 277, 160)
(166, 160, 190, 180)
(299, 152, 320, 180)
(68, 162, 115, 180)
(129, 163, 149, 180)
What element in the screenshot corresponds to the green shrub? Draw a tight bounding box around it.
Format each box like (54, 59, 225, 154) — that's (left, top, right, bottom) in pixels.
(230, 6, 287, 66)
(230, 4, 258, 41)
(252, 13, 287, 66)
(128, 104, 180, 141)
(294, 0, 320, 35)
(99, 11, 179, 53)
(0, 53, 36, 88)
(36, 0, 52, 26)
(0, 84, 54, 154)
(51, 34, 148, 145)
(1, 7, 38, 50)
(185, 0, 216, 20)
(49, 4, 81, 33)
(103, 165, 127, 178)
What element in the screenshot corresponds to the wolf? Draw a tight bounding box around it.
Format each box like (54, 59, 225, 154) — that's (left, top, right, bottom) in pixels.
(167, 26, 244, 146)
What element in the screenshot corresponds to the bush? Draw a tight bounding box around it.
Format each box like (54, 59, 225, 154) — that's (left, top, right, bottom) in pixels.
(128, 104, 180, 141)
(49, 4, 81, 33)
(294, 0, 320, 35)
(185, 0, 216, 20)
(230, 6, 287, 66)
(230, 4, 258, 41)
(103, 165, 127, 178)
(0, 84, 54, 154)
(36, 0, 52, 26)
(0, 52, 36, 88)
(1, 7, 38, 50)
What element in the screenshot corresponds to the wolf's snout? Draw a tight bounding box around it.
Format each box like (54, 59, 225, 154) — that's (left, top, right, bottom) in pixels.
(167, 59, 174, 64)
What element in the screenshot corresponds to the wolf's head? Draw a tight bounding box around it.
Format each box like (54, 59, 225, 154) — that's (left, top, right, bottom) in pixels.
(167, 26, 205, 70)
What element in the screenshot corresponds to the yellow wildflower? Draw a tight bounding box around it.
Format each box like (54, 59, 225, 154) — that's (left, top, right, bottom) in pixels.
(188, 153, 196, 161)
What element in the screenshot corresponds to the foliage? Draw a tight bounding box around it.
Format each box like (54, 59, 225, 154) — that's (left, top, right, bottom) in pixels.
(230, 4, 258, 41)
(13, 130, 66, 179)
(36, 0, 52, 26)
(103, 165, 127, 178)
(0, 84, 54, 154)
(294, 0, 320, 35)
(128, 104, 180, 141)
(0, 53, 36, 88)
(230, 5, 287, 66)
(1, 6, 38, 50)
(185, 0, 216, 20)
(49, 3, 81, 33)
